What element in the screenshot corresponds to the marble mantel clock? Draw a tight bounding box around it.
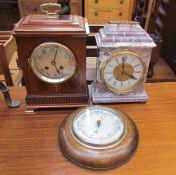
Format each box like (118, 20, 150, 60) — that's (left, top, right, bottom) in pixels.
(12, 3, 90, 111)
(92, 21, 156, 103)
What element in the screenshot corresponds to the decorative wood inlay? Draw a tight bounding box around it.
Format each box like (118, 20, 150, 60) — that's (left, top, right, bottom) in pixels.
(26, 94, 89, 104)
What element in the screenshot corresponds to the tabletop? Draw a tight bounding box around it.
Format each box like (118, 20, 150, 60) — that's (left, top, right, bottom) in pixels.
(0, 82, 176, 175)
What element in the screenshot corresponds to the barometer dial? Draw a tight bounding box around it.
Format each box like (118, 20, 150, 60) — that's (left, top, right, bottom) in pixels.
(72, 106, 125, 148)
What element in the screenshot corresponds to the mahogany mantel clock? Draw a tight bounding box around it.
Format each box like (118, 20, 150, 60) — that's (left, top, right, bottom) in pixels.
(12, 3, 90, 111)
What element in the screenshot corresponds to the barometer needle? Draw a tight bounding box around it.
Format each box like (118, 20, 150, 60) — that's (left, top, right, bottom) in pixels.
(95, 119, 102, 134)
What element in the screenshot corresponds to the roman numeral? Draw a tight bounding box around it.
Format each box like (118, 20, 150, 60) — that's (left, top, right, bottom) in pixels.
(107, 77, 113, 81)
(130, 58, 135, 63)
(115, 59, 119, 64)
(43, 50, 46, 55)
(122, 56, 127, 62)
(134, 71, 141, 73)
(50, 47, 55, 52)
(38, 55, 42, 60)
(134, 64, 140, 68)
(113, 81, 117, 86)
(108, 64, 114, 68)
(105, 72, 112, 74)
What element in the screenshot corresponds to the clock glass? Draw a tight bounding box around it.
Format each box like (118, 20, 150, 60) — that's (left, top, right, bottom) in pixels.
(30, 42, 76, 84)
(72, 106, 125, 148)
(101, 51, 146, 93)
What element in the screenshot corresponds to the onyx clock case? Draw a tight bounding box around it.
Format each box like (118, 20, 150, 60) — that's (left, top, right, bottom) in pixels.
(12, 15, 90, 111)
(92, 22, 156, 103)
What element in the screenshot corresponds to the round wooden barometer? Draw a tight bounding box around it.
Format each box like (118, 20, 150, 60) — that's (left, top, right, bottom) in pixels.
(59, 106, 139, 170)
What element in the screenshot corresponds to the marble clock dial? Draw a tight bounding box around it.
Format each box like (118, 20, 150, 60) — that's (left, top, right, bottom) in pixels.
(30, 42, 76, 84)
(101, 51, 146, 93)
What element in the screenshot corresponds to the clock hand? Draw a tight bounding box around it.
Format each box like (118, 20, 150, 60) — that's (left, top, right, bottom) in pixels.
(123, 71, 137, 80)
(122, 57, 126, 72)
(51, 61, 60, 74)
(51, 48, 61, 75)
(54, 64, 60, 74)
(53, 48, 58, 62)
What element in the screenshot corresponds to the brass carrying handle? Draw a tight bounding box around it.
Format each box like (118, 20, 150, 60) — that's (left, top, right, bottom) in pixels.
(40, 2, 61, 18)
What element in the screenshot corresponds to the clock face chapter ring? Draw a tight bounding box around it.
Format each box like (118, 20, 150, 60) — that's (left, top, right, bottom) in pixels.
(101, 51, 147, 93)
(59, 106, 139, 170)
(30, 42, 76, 84)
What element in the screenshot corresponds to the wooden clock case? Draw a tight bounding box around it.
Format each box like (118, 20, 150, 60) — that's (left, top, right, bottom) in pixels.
(13, 15, 90, 110)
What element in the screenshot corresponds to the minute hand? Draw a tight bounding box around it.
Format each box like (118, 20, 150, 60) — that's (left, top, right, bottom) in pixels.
(124, 71, 137, 80)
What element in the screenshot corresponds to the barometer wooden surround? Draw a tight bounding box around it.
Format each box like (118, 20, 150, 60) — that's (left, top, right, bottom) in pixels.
(59, 106, 139, 170)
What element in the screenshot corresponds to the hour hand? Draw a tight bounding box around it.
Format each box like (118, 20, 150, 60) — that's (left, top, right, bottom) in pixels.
(55, 66, 60, 74)
(51, 61, 60, 74)
(124, 71, 137, 80)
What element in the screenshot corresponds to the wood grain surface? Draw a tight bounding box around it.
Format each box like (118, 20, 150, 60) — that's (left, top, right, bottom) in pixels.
(0, 82, 176, 175)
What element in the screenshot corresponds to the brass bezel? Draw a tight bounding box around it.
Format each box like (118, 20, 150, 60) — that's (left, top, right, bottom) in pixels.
(30, 42, 76, 84)
(71, 106, 126, 149)
(101, 51, 147, 93)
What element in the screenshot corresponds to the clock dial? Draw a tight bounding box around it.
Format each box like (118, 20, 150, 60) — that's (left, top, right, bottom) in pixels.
(102, 51, 146, 93)
(30, 42, 76, 84)
(72, 106, 125, 148)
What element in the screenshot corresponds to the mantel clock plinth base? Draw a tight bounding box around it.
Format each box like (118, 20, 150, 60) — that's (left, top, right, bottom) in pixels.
(25, 102, 90, 113)
(25, 92, 90, 113)
(91, 81, 148, 104)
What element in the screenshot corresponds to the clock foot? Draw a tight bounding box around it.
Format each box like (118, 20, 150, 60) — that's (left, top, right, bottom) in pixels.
(25, 107, 36, 113)
(25, 102, 91, 113)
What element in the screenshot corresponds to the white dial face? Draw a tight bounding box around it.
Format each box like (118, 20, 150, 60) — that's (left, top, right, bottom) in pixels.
(72, 106, 125, 148)
(102, 52, 146, 93)
(30, 42, 76, 84)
